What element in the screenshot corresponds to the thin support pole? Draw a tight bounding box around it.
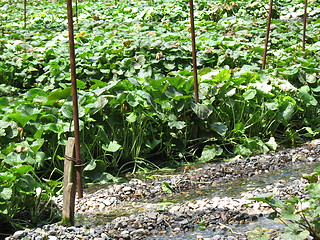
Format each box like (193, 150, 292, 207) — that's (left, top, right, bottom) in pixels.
(23, 0, 26, 28)
(75, 0, 78, 25)
(261, 0, 274, 70)
(188, 0, 199, 104)
(302, 0, 308, 52)
(66, 0, 83, 198)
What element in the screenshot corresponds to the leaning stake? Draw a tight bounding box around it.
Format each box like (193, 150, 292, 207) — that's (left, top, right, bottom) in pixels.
(302, 0, 308, 52)
(188, 0, 199, 103)
(262, 0, 274, 70)
(66, 0, 83, 198)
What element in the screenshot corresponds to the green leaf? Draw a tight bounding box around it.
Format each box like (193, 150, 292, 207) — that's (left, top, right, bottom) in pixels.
(243, 89, 257, 100)
(234, 144, 252, 156)
(298, 86, 317, 106)
(61, 102, 85, 119)
(18, 174, 36, 193)
(281, 205, 301, 221)
(212, 122, 228, 136)
(238, 65, 260, 75)
(214, 69, 231, 83)
(76, 80, 86, 89)
(0, 120, 11, 136)
(265, 101, 278, 111)
(305, 183, 320, 198)
(191, 103, 213, 120)
(84, 159, 97, 171)
(161, 181, 173, 194)
(249, 194, 274, 203)
(0, 187, 12, 201)
(47, 123, 64, 134)
(168, 120, 186, 129)
(0, 97, 9, 108)
(283, 68, 299, 76)
(30, 139, 44, 153)
(47, 87, 71, 102)
(200, 145, 223, 162)
(146, 138, 162, 150)
(11, 164, 34, 175)
(282, 224, 309, 240)
(225, 88, 236, 97)
(90, 96, 108, 113)
(102, 141, 121, 152)
(165, 86, 183, 99)
(9, 112, 38, 127)
(138, 66, 152, 79)
(163, 62, 176, 70)
(126, 112, 137, 123)
(265, 137, 277, 151)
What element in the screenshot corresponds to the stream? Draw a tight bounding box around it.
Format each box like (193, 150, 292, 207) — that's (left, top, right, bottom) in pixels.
(6, 140, 320, 240)
(76, 160, 319, 239)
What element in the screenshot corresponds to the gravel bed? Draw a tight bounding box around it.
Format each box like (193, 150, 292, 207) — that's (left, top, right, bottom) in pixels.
(6, 139, 320, 240)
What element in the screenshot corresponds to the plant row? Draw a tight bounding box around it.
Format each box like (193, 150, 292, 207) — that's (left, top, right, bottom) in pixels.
(0, 0, 319, 233)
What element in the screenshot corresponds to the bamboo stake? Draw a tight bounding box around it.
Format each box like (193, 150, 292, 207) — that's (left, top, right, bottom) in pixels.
(62, 137, 76, 226)
(75, 0, 78, 25)
(188, 0, 199, 103)
(302, 0, 308, 52)
(23, 0, 26, 28)
(66, 0, 83, 198)
(261, 0, 274, 70)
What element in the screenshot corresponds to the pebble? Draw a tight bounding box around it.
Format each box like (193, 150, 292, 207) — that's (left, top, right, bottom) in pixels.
(12, 230, 25, 239)
(6, 140, 320, 240)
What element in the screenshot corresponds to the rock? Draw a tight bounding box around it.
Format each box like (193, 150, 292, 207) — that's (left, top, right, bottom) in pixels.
(12, 230, 25, 239)
(122, 186, 132, 192)
(119, 230, 130, 238)
(212, 235, 222, 240)
(48, 236, 58, 240)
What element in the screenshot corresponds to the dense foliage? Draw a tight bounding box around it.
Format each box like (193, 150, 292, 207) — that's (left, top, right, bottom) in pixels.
(0, 0, 319, 234)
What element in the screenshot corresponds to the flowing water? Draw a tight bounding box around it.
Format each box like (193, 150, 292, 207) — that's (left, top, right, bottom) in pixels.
(78, 161, 319, 239)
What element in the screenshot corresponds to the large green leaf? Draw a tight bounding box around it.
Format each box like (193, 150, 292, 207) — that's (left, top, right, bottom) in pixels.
(61, 102, 85, 119)
(243, 88, 257, 100)
(298, 86, 317, 106)
(102, 141, 121, 152)
(212, 122, 228, 136)
(191, 103, 213, 120)
(200, 145, 223, 162)
(11, 165, 34, 175)
(281, 205, 301, 221)
(47, 87, 72, 102)
(0, 187, 12, 201)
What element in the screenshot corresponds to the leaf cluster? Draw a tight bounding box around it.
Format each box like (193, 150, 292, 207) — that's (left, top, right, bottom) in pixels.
(0, 0, 319, 233)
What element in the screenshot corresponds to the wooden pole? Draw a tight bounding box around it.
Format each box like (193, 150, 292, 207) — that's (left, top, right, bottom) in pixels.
(188, 0, 199, 103)
(67, 0, 83, 198)
(23, 0, 26, 28)
(75, 0, 78, 25)
(262, 0, 273, 70)
(62, 137, 76, 226)
(302, 0, 308, 52)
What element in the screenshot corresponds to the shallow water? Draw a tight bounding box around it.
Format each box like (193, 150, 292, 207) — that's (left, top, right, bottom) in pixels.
(77, 161, 319, 238)
(151, 162, 319, 239)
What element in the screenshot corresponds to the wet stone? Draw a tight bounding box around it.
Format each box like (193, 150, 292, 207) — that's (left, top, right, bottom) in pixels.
(7, 140, 320, 240)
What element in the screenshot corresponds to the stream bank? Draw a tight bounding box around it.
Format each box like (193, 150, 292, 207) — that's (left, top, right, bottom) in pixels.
(6, 139, 320, 240)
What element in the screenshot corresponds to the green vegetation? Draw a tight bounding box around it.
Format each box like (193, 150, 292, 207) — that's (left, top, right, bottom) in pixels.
(0, 0, 319, 235)
(249, 167, 320, 240)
